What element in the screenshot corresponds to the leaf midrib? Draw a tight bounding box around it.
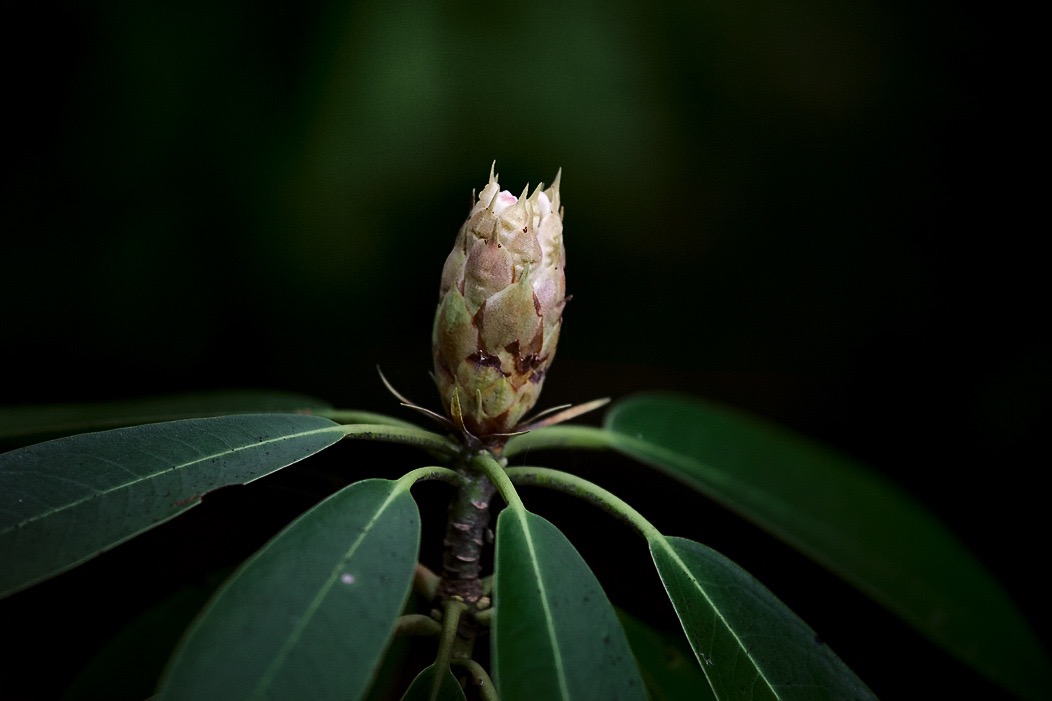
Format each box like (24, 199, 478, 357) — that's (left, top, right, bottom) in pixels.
(515, 508, 571, 701)
(650, 535, 780, 700)
(252, 483, 406, 694)
(1, 423, 343, 534)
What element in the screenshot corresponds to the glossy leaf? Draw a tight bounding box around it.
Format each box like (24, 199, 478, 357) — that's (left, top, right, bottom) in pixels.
(492, 508, 646, 701)
(157, 478, 421, 701)
(400, 664, 468, 701)
(617, 609, 715, 701)
(605, 393, 1052, 700)
(0, 413, 343, 598)
(652, 535, 876, 700)
(0, 390, 330, 442)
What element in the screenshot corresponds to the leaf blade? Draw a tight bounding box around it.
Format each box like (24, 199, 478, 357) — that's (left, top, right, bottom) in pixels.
(651, 535, 876, 701)
(157, 478, 421, 701)
(0, 413, 343, 598)
(492, 508, 646, 701)
(0, 390, 331, 442)
(605, 392, 1051, 700)
(400, 664, 468, 701)
(616, 608, 716, 701)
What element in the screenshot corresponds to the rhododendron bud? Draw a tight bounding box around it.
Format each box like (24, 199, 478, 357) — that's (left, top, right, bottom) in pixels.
(432, 164, 565, 437)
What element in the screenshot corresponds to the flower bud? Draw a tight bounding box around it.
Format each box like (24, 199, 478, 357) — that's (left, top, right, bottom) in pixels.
(432, 164, 565, 437)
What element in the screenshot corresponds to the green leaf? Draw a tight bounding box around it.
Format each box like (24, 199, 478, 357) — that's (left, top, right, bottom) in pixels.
(0, 390, 330, 443)
(651, 535, 876, 701)
(61, 573, 228, 701)
(492, 508, 646, 701)
(617, 609, 715, 701)
(0, 413, 343, 599)
(605, 392, 1052, 700)
(157, 478, 421, 701)
(400, 664, 468, 701)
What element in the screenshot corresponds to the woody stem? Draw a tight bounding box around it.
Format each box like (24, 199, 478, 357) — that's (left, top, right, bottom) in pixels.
(435, 464, 496, 604)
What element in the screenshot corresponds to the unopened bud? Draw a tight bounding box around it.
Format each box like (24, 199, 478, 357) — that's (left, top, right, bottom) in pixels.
(432, 163, 566, 437)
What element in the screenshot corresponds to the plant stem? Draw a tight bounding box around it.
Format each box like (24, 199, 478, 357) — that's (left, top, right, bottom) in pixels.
(503, 466, 660, 541)
(340, 423, 459, 457)
(451, 658, 499, 701)
(435, 600, 468, 676)
(315, 409, 421, 429)
(394, 614, 442, 638)
(430, 465, 498, 698)
(414, 563, 441, 600)
(502, 424, 613, 458)
(435, 463, 497, 605)
(470, 451, 525, 513)
(396, 466, 463, 489)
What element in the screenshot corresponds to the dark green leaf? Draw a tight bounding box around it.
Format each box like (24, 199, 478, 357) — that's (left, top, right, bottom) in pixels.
(492, 508, 646, 701)
(400, 664, 468, 701)
(0, 413, 343, 598)
(61, 573, 227, 701)
(617, 609, 715, 701)
(157, 478, 421, 701)
(363, 631, 413, 701)
(0, 390, 330, 443)
(605, 393, 1051, 700)
(652, 536, 876, 701)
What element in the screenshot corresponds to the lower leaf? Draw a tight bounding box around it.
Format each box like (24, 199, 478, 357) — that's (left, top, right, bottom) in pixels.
(156, 478, 421, 701)
(400, 664, 468, 701)
(492, 508, 647, 701)
(617, 608, 716, 701)
(651, 535, 877, 701)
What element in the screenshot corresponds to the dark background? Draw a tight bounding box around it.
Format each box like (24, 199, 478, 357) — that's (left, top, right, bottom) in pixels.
(1, 0, 1046, 699)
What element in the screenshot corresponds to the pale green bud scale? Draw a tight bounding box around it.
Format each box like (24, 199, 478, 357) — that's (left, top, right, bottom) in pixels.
(432, 164, 566, 437)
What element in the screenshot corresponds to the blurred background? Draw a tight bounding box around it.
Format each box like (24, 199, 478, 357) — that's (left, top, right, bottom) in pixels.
(1, 0, 1045, 698)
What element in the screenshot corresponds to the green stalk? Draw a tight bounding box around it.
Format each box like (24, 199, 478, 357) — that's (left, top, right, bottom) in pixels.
(433, 599, 468, 694)
(502, 425, 613, 458)
(503, 466, 660, 540)
(451, 658, 499, 701)
(340, 423, 459, 457)
(414, 564, 441, 601)
(396, 466, 463, 489)
(469, 451, 526, 512)
(315, 409, 421, 429)
(395, 614, 442, 638)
